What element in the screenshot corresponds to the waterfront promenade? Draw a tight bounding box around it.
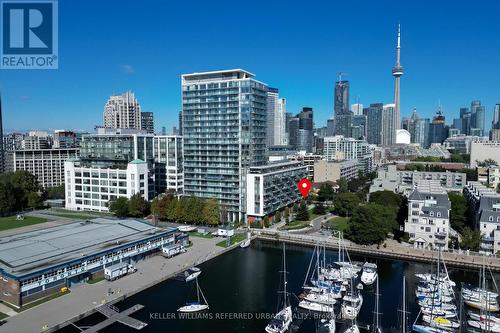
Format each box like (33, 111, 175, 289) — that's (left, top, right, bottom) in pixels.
(0, 236, 228, 333)
(256, 230, 500, 272)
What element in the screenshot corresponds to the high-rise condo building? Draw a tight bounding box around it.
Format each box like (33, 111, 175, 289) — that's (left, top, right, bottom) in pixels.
(153, 135, 183, 195)
(266, 87, 287, 146)
(351, 103, 364, 116)
(323, 135, 373, 174)
(366, 103, 383, 145)
(351, 115, 367, 139)
(392, 24, 404, 130)
(0, 95, 4, 173)
(491, 104, 500, 140)
(428, 107, 449, 144)
(470, 100, 485, 137)
(103, 91, 142, 130)
(297, 107, 314, 153)
(408, 110, 429, 147)
(381, 104, 397, 146)
(334, 80, 351, 137)
(141, 111, 155, 134)
(181, 69, 267, 222)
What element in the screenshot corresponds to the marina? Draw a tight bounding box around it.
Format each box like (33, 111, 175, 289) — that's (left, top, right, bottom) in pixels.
(57, 240, 500, 332)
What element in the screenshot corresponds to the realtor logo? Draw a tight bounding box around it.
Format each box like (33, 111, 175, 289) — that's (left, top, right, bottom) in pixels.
(1, 0, 58, 69)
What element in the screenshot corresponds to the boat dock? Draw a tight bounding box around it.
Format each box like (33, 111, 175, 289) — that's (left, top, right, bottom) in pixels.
(81, 304, 147, 332)
(256, 231, 500, 272)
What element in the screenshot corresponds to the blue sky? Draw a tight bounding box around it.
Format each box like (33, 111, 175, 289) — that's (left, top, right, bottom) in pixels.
(1, 0, 500, 133)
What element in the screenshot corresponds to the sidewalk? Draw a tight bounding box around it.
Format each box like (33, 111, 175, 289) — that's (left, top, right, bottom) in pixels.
(0, 237, 224, 333)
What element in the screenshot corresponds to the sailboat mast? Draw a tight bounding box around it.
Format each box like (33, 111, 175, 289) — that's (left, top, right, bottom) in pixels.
(402, 276, 406, 333)
(283, 243, 287, 306)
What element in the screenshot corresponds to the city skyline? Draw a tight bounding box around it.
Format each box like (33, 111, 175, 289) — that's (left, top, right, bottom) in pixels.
(1, 0, 500, 133)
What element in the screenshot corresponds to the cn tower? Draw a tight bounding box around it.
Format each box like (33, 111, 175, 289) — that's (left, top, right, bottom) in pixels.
(392, 23, 404, 129)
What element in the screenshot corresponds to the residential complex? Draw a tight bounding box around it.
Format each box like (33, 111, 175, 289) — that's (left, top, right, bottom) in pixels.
(464, 182, 500, 255)
(370, 164, 466, 195)
(313, 159, 358, 183)
(153, 135, 184, 194)
(404, 188, 451, 250)
(6, 148, 80, 188)
(140, 111, 155, 134)
(0, 218, 183, 307)
(266, 87, 287, 146)
(470, 140, 500, 167)
(181, 69, 267, 222)
(323, 135, 373, 174)
(103, 91, 142, 130)
(246, 161, 307, 223)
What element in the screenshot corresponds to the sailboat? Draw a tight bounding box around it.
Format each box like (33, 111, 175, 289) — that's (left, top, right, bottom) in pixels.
(265, 244, 292, 333)
(177, 277, 209, 312)
(399, 276, 409, 333)
(240, 229, 251, 248)
(372, 278, 382, 333)
(361, 262, 378, 286)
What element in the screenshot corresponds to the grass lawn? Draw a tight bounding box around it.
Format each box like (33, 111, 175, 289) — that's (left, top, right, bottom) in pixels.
(278, 220, 311, 231)
(44, 212, 97, 220)
(216, 233, 246, 248)
(0, 216, 48, 231)
(189, 231, 214, 239)
(0, 312, 7, 320)
(323, 217, 350, 232)
(50, 208, 112, 216)
(87, 276, 105, 284)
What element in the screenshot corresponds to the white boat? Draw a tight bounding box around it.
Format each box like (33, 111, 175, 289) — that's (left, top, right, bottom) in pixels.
(421, 307, 457, 318)
(184, 267, 202, 282)
(265, 244, 292, 333)
(412, 324, 452, 333)
(177, 225, 197, 232)
(343, 323, 360, 333)
(417, 299, 456, 311)
(463, 285, 499, 299)
(341, 293, 363, 320)
(303, 285, 343, 299)
(464, 298, 500, 312)
(360, 262, 377, 285)
(298, 300, 334, 313)
(415, 291, 454, 303)
(415, 273, 456, 287)
(468, 320, 500, 333)
(422, 315, 460, 329)
(468, 311, 500, 324)
(177, 277, 209, 312)
(304, 291, 337, 305)
(240, 238, 251, 248)
(318, 318, 336, 333)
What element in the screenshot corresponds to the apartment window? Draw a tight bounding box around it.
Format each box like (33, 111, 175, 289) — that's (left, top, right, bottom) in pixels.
(489, 216, 494, 222)
(425, 227, 431, 232)
(437, 212, 441, 217)
(430, 212, 434, 217)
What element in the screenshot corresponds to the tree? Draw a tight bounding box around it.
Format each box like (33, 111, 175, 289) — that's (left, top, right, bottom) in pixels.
(345, 204, 397, 244)
(369, 190, 402, 209)
(317, 183, 335, 202)
(448, 192, 469, 233)
(296, 201, 310, 221)
(333, 192, 360, 217)
(337, 177, 348, 193)
(263, 216, 270, 228)
(202, 198, 220, 225)
(128, 194, 150, 217)
(313, 201, 326, 215)
(109, 197, 129, 217)
(27, 191, 43, 209)
(284, 207, 290, 221)
(275, 211, 282, 223)
(460, 227, 481, 251)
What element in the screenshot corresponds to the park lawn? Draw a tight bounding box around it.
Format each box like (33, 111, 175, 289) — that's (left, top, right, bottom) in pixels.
(216, 233, 246, 248)
(278, 220, 311, 231)
(0, 216, 48, 231)
(188, 231, 214, 239)
(44, 212, 97, 220)
(324, 217, 350, 232)
(0, 312, 7, 320)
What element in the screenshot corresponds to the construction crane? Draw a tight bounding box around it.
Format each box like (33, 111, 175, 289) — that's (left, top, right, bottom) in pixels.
(337, 71, 349, 82)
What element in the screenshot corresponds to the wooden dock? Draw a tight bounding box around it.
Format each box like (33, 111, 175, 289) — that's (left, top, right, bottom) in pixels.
(255, 231, 500, 272)
(81, 303, 147, 332)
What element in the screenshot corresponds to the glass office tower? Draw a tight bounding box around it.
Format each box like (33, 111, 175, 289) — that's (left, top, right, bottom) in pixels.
(181, 69, 267, 222)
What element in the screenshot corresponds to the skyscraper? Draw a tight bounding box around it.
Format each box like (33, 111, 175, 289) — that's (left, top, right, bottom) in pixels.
(366, 103, 383, 145)
(181, 69, 267, 222)
(459, 107, 471, 135)
(334, 80, 351, 137)
(351, 115, 367, 139)
(392, 24, 404, 130)
(408, 109, 429, 147)
(351, 103, 364, 116)
(266, 87, 287, 146)
(103, 91, 141, 130)
(428, 106, 448, 144)
(381, 104, 397, 146)
(493, 103, 500, 129)
(470, 100, 485, 136)
(297, 107, 314, 153)
(140, 111, 154, 134)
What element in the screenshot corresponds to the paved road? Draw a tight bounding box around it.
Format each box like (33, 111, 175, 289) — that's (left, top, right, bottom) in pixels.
(0, 236, 226, 333)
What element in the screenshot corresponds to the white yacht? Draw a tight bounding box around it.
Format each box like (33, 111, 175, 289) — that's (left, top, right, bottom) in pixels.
(360, 262, 377, 285)
(265, 244, 292, 333)
(298, 300, 334, 313)
(184, 267, 202, 282)
(341, 293, 363, 320)
(177, 277, 209, 312)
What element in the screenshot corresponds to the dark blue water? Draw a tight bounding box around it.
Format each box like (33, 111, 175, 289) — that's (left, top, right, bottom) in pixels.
(59, 241, 497, 333)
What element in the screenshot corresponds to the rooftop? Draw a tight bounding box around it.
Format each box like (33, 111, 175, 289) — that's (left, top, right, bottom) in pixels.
(0, 218, 175, 278)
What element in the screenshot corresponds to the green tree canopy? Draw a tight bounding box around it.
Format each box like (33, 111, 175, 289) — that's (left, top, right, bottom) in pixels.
(313, 201, 326, 215)
(128, 194, 150, 217)
(202, 198, 220, 225)
(333, 192, 360, 217)
(460, 227, 481, 251)
(345, 204, 397, 244)
(336, 177, 348, 193)
(295, 200, 310, 221)
(448, 192, 469, 233)
(45, 185, 65, 200)
(369, 190, 402, 208)
(0, 170, 42, 213)
(109, 197, 129, 217)
(317, 183, 335, 202)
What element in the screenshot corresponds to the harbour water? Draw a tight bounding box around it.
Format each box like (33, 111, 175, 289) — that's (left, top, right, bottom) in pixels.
(59, 240, 499, 333)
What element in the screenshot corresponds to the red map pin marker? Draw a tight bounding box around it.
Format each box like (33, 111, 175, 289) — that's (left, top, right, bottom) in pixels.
(298, 178, 312, 199)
